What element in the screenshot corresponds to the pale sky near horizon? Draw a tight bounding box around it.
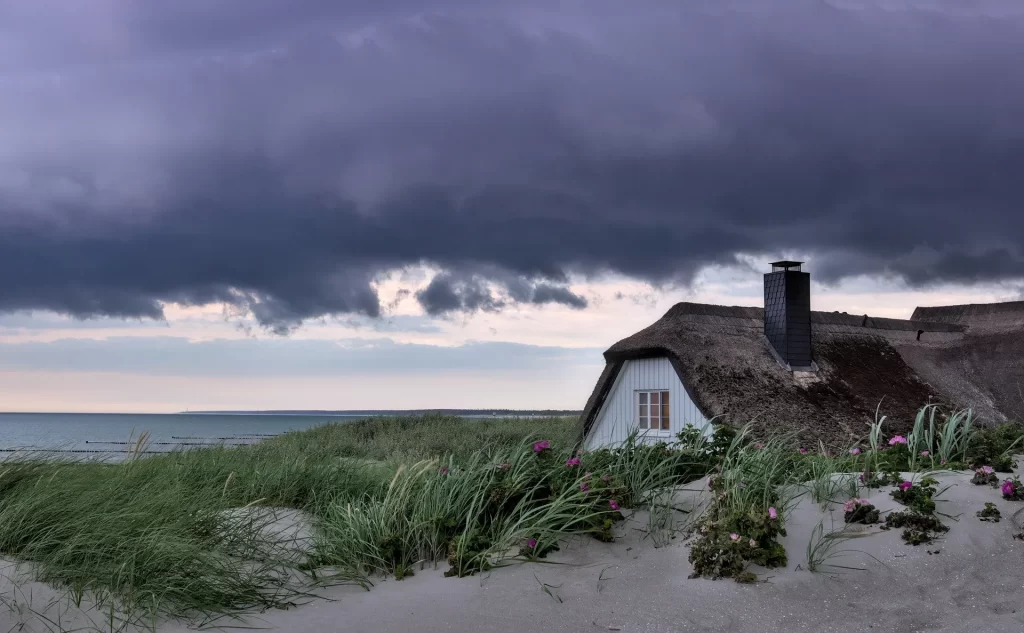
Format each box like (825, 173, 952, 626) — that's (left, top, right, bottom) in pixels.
(2, 1, 1023, 413)
(2, 265, 1019, 413)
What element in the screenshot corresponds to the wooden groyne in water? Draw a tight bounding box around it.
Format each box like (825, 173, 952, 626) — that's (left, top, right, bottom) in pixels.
(0, 448, 166, 454)
(1, 433, 283, 456)
(85, 440, 257, 446)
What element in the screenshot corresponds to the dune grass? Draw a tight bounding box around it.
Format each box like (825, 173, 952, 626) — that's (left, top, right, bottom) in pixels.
(308, 432, 711, 584)
(254, 413, 580, 464)
(0, 409, 1020, 626)
(0, 415, 588, 624)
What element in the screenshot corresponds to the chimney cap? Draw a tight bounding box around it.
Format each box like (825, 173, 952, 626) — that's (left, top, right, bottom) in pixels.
(769, 260, 803, 272)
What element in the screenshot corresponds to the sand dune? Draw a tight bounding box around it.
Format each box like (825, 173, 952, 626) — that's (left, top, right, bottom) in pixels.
(3, 461, 1022, 633)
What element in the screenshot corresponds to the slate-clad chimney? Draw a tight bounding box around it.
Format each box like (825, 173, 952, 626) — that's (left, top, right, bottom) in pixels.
(764, 261, 813, 370)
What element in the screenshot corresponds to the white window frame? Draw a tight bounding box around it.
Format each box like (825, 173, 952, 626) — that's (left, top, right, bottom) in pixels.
(636, 390, 672, 436)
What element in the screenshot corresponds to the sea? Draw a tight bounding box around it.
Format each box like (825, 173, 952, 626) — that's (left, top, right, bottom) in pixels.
(0, 411, 522, 461)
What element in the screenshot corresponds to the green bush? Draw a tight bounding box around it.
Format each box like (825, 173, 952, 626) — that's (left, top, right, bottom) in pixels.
(976, 503, 1001, 523)
(687, 430, 794, 582)
(883, 511, 948, 545)
(843, 499, 880, 525)
(890, 476, 940, 515)
(965, 423, 1023, 472)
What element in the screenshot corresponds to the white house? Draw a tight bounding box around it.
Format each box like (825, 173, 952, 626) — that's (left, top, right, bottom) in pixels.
(579, 262, 1024, 450)
(582, 356, 709, 451)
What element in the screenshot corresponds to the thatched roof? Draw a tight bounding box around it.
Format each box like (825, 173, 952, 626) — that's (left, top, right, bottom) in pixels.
(581, 301, 1023, 447)
(905, 300, 1024, 424)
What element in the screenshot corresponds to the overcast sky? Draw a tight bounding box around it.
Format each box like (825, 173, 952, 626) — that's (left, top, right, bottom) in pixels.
(2, 0, 1023, 412)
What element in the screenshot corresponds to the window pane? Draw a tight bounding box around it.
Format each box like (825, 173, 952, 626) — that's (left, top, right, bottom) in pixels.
(650, 391, 660, 406)
(639, 392, 648, 405)
(661, 391, 669, 406)
(650, 404, 659, 421)
(638, 404, 648, 428)
(661, 403, 670, 430)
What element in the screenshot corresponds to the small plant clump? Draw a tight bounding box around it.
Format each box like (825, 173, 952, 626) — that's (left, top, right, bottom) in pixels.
(861, 470, 901, 490)
(843, 498, 880, 524)
(989, 455, 1018, 473)
(1001, 477, 1024, 501)
(966, 423, 1023, 473)
(890, 477, 940, 515)
(687, 430, 799, 584)
(883, 511, 950, 545)
(688, 505, 786, 583)
(971, 466, 999, 486)
(976, 503, 1001, 523)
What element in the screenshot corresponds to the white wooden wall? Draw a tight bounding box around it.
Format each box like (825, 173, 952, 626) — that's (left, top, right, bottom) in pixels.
(584, 357, 710, 450)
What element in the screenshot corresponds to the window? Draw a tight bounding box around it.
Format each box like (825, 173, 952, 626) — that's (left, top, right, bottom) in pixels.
(637, 390, 670, 432)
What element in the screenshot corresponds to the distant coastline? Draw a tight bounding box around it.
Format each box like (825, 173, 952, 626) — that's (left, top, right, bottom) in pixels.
(179, 409, 584, 416)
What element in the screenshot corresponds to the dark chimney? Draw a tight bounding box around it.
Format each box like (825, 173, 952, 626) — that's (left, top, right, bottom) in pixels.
(764, 261, 813, 370)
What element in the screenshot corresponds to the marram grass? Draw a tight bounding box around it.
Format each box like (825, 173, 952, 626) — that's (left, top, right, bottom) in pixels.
(0, 410, 1018, 625)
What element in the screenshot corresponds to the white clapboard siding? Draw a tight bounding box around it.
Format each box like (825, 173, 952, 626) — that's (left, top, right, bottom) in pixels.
(584, 357, 710, 450)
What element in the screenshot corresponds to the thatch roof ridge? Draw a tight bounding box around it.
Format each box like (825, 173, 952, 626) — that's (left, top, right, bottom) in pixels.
(911, 300, 1024, 329)
(661, 302, 763, 320)
(605, 302, 964, 358)
(581, 299, 1018, 447)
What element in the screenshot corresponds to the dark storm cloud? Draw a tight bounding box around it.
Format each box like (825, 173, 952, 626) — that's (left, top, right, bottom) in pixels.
(415, 271, 587, 315)
(531, 284, 587, 309)
(2, 0, 1024, 331)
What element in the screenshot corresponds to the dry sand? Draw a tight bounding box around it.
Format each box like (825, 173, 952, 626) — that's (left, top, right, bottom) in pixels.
(3, 460, 1023, 633)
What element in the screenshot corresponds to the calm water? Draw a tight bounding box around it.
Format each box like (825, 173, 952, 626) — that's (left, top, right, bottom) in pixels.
(0, 412, 538, 460)
(0, 412, 367, 459)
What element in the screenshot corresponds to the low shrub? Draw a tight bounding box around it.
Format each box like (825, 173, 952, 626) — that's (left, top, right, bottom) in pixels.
(971, 466, 999, 486)
(688, 506, 786, 582)
(890, 477, 940, 515)
(843, 498, 880, 524)
(688, 431, 795, 582)
(976, 503, 1001, 523)
(883, 511, 949, 545)
(864, 408, 1022, 474)
(1001, 477, 1023, 501)
(966, 423, 1023, 473)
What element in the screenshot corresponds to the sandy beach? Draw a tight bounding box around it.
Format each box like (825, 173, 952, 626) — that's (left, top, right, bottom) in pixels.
(3, 459, 1022, 633)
